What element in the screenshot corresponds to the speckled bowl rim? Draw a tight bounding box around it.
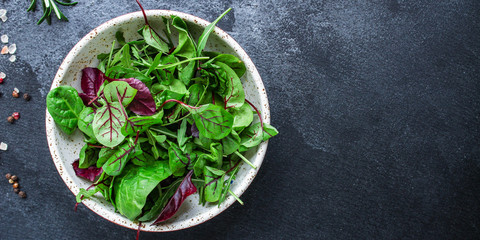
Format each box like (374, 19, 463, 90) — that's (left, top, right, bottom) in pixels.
(45, 10, 270, 232)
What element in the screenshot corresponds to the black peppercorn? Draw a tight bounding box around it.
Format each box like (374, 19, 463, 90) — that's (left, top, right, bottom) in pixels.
(18, 191, 26, 198)
(12, 90, 19, 98)
(5, 173, 11, 180)
(23, 93, 31, 101)
(10, 175, 17, 181)
(13, 188, 20, 194)
(7, 116, 14, 123)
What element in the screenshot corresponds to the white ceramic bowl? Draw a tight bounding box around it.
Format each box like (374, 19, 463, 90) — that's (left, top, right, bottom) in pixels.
(45, 10, 270, 231)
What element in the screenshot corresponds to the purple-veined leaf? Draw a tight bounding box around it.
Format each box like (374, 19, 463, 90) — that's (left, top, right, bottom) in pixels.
(103, 81, 137, 106)
(152, 170, 197, 224)
(190, 104, 233, 140)
(109, 78, 156, 116)
(72, 159, 102, 182)
(79, 68, 107, 105)
(214, 62, 245, 109)
(123, 111, 163, 136)
(93, 101, 126, 148)
(102, 141, 133, 176)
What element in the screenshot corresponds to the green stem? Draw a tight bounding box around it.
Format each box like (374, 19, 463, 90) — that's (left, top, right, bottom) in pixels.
(155, 57, 209, 70)
(150, 127, 178, 139)
(228, 189, 244, 205)
(234, 151, 256, 169)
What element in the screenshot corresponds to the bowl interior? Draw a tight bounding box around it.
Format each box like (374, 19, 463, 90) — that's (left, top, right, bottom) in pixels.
(45, 10, 270, 232)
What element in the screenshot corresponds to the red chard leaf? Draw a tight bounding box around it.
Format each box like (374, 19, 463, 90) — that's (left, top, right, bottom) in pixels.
(109, 78, 156, 116)
(72, 159, 103, 182)
(152, 170, 197, 224)
(80, 68, 107, 105)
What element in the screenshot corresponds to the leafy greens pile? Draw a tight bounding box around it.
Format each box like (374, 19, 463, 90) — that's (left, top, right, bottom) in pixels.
(46, 7, 277, 224)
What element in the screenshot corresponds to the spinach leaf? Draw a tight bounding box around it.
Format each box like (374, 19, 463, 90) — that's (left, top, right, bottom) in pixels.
(46, 86, 84, 135)
(115, 160, 172, 220)
(97, 147, 116, 168)
(222, 130, 240, 155)
(78, 144, 99, 169)
(230, 101, 254, 131)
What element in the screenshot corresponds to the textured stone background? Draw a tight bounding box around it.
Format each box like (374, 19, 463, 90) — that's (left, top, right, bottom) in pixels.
(0, 0, 479, 239)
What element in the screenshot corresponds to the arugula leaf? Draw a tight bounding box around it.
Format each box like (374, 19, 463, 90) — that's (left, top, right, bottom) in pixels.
(197, 8, 232, 56)
(142, 25, 169, 53)
(46, 86, 84, 134)
(171, 16, 196, 59)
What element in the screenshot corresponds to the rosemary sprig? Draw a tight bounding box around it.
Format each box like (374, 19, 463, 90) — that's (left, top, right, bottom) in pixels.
(27, 0, 78, 25)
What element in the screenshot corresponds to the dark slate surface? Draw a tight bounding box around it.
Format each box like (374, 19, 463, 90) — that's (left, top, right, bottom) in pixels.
(0, 0, 479, 239)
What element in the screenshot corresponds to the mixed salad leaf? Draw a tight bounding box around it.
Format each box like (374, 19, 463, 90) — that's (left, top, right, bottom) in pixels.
(47, 6, 278, 225)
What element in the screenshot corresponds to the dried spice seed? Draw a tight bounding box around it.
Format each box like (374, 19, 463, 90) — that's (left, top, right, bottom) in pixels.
(18, 191, 26, 198)
(23, 93, 31, 101)
(13, 182, 19, 189)
(0, 72, 5, 79)
(12, 112, 20, 120)
(10, 175, 17, 181)
(5, 173, 11, 180)
(0, 78, 3, 84)
(9, 55, 16, 62)
(7, 116, 14, 123)
(8, 179, 14, 184)
(14, 188, 20, 194)
(12, 90, 19, 98)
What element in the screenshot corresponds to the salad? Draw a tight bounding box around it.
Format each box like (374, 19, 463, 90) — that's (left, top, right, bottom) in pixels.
(46, 4, 278, 225)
